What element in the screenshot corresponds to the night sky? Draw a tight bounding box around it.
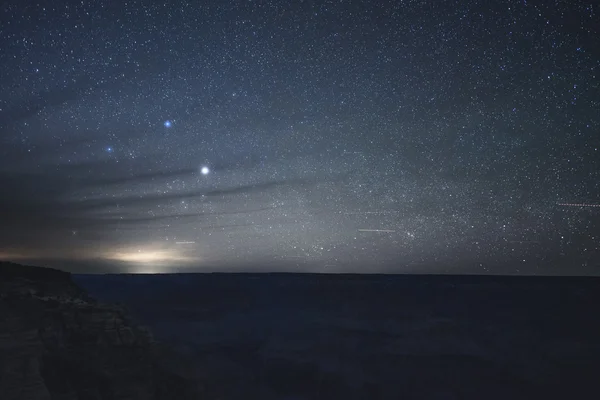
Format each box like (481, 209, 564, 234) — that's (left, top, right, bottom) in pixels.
(1, 0, 599, 274)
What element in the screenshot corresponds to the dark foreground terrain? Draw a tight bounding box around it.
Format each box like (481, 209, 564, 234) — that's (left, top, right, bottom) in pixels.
(73, 272, 600, 400)
(0, 262, 201, 400)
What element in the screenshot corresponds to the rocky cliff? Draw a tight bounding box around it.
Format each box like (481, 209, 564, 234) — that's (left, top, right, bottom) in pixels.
(0, 262, 203, 400)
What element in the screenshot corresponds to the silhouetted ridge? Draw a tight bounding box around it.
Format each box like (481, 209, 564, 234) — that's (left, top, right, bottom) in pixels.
(0, 261, 71, 281)
(0, 262, 203, 400)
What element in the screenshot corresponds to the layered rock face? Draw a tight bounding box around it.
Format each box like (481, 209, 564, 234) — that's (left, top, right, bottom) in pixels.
(0, 262, 202, 400)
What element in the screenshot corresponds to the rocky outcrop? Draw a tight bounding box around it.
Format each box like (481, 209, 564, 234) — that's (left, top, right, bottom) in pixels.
(0, 262, 202, 400)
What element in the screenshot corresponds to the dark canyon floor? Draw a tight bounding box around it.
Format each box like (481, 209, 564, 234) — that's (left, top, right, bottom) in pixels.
(73, 271, 600, 400)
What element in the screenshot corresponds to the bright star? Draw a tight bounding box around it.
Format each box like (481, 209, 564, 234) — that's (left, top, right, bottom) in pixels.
(106, 146, 113, 153)
(164, 120, 172, 128)
(201, 166, 210, 175)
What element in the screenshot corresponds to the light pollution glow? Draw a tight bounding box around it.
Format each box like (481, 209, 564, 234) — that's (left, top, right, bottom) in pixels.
(106, 248, 193, 264)
(2, 243, 197, 267)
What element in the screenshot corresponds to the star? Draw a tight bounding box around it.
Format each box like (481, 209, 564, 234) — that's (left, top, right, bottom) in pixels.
(0, 0, 597, 275)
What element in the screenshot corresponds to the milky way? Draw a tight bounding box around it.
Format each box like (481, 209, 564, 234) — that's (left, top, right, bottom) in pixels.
(0, 0, 599, 274)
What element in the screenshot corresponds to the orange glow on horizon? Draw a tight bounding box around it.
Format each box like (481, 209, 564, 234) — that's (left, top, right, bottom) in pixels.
(104, 244, 196, 265)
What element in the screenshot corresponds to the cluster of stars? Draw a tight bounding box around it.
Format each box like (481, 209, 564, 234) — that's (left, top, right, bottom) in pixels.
(0, 0, 598, 273)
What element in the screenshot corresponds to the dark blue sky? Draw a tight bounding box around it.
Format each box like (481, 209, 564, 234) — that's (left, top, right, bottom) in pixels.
(0, 0, 598, 274)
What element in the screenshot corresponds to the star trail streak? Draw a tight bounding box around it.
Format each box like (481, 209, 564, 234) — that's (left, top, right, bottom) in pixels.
(358, 229, 397, 233)
(557, 203, 600, 208)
